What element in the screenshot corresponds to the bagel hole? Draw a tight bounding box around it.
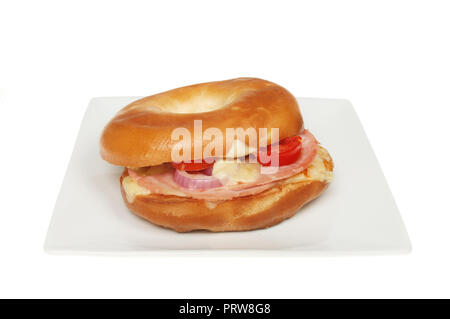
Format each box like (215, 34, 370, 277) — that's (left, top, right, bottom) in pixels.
(163, 94, 237, 113)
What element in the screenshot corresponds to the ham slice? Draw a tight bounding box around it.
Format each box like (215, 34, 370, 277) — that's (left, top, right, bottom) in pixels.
(128, 130, 318, 200)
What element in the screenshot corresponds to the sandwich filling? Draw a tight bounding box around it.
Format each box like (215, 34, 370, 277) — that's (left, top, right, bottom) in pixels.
(122, 130, 333, 202)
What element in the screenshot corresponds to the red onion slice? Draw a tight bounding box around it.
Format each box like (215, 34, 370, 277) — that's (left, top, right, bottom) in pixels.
(201, 167, 213, 176)
(173, 169, 222, 190)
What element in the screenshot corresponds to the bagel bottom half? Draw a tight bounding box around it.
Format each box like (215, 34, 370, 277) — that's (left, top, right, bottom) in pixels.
(120, 148, 333, 232)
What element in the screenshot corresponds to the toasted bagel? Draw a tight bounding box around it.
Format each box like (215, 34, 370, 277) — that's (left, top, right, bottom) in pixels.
(100, 78, 302, 167)
(120, 146, 333, 232)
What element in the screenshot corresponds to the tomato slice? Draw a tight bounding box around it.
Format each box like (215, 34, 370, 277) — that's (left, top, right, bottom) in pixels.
(170, 160, 215, 171)
(257, 135, 302, 166)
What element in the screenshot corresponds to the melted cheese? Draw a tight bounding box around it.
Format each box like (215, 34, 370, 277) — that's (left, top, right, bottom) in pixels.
(212, 160, 260, 185)
(284, 147, 333, 184)
(122, 176, 150, 203)
(225, 139, 256, 158)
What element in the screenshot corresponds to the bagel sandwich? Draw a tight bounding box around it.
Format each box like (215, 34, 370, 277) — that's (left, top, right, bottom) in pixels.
(100, 78, 333, 232)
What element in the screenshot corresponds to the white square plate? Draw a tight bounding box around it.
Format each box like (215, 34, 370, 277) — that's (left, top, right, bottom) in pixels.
(45, 97, 411, 256)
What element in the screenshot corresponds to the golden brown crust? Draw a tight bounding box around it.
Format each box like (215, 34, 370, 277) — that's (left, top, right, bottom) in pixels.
(101, 78, 303, 167)
(119, 150, 333, 232)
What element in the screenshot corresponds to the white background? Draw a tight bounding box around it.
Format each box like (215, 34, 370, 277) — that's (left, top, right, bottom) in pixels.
(0, 0, 449, 298)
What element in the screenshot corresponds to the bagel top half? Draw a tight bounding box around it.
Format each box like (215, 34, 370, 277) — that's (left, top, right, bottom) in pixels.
(100, 78, 303, 167)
